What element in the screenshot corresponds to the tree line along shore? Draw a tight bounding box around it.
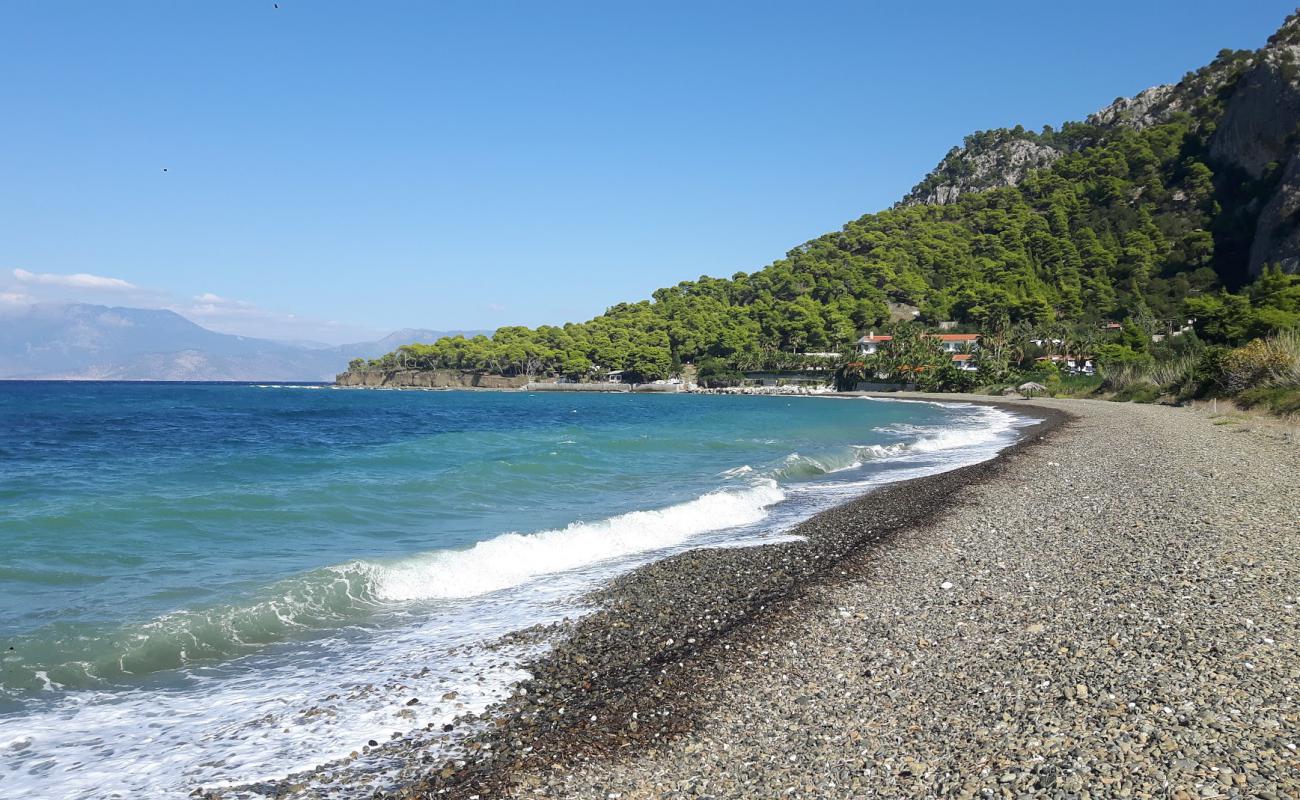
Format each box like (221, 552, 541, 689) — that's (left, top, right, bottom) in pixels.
(338, 321, 1300, 416)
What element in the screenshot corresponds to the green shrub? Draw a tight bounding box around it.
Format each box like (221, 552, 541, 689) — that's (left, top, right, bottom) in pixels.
(1055, 374, 1103, 397)
(695, 357, 744, 388)
(1147, 353, 1200, 391)
(1113, 383, 1161, 403)
(1236, 385, 1300, 415)
(920, 365, 978, 393)
(1189, 346, 1230, 395)
(1099, 358, 1151, 391)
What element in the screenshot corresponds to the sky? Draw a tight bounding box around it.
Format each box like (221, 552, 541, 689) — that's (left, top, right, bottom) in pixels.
(1, 1, 1295, 344)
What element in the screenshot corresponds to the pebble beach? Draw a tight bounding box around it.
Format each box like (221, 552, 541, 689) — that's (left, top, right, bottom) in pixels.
(250, 396, 1298, 800)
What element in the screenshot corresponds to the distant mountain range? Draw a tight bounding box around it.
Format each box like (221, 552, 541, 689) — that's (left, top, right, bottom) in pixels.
(0, 303, 488, 381)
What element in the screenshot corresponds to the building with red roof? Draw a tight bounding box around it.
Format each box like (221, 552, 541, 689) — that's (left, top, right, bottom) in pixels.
(856, 331, 980, 371)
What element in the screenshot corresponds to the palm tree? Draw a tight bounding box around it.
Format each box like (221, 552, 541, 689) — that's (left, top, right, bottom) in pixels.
(1072, 325, 1100, 373)
(1056, 324, 1075, 369)
(976, 314, 1013, 380)
(1010, 319, 1037, 369)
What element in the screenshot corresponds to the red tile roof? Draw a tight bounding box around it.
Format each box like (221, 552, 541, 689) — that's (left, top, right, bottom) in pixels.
(951, 354, 973, 361)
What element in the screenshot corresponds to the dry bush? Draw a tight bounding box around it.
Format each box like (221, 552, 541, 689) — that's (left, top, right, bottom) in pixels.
(1219, 336, 1294, 392)
(1147, 353, 1200, 389)
(1099, 361, 1150, 391)
(1264, 329, 1300, 388)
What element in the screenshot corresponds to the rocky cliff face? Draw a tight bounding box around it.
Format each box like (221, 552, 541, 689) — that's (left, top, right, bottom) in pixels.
(903, 134, 1061, 206)
(1207, 33, 1300, 275)
(1249, 152, 1300, 274)
(1085, 84, 1181, 129)
(905, 81, 1185, 206)
(1209, 47, 1300, 178)
(900, 12, 1300, 276)
(901, 62, 1241, 210)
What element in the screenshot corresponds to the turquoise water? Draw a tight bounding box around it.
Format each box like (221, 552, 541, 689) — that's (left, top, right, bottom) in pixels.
(0, 383, 1024, 798)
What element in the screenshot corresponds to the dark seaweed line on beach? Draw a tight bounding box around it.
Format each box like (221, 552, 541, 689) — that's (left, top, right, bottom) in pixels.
(239, 400, 1068, 800)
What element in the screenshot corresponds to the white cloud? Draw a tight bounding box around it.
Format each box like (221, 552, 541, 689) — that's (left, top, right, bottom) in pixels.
(189, 292, 254, 310)
(13, 268, 136, 291)
(487, 303, 506, 313)
(0, 291, 32, 305)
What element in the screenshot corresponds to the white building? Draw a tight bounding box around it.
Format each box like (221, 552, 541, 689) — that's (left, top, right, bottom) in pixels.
(856, 331, 981, 371)
(855, 332, 893, 355)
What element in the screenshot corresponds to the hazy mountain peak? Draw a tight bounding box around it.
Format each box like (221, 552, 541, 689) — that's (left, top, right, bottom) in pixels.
(0, 302, 488, 381)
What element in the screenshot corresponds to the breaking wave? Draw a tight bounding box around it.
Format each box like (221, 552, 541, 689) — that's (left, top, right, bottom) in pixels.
(364, 479, 786, 601)
(3, 481, 786, 693)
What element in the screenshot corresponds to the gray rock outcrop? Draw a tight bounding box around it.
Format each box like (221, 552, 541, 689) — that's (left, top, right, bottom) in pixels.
(1086, 84, 1180, 129)
(1249, 153, 1300, 274)
(1209, 45, 1300, 180)
(900, 12, 1300, 276)
(902, 136, 1061, 206)
(1207, 40, 1300, 275)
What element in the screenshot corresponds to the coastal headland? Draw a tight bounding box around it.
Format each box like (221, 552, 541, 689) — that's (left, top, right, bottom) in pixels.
(333, 369, 689, 392)
(334, 369, 532, 390)
(243, 396, 1299, 799)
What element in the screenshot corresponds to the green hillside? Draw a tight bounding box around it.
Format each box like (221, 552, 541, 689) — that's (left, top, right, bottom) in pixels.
(358, 14, 1300, 398)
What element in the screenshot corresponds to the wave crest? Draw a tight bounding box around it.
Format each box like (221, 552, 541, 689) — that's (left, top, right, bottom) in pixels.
(4, 481, 785, 693)
(367, 480, 785, 601)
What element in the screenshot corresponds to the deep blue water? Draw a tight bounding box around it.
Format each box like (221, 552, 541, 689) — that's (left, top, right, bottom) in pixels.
(0, 382, 1024, 799)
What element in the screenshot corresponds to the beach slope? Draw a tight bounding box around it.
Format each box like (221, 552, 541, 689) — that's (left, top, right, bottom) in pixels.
(509, 399, 1299, 799)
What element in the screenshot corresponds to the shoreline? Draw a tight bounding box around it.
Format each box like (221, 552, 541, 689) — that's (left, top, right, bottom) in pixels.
(503, 399, 1299, 799)
(240, 396, 1067, 799)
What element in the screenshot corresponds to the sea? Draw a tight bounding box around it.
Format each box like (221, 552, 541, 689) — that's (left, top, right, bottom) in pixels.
(0, 383, 1030, 799)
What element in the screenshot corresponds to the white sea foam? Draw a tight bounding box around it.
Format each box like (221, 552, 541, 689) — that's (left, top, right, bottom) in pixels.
(860, 442, 907, 458)
(910, 407, 1018, 453)
(0, 608, 542, 800)
(718, 464, 754, 478)
(0, 480, 790, 800)
(363, 480, 786, 601)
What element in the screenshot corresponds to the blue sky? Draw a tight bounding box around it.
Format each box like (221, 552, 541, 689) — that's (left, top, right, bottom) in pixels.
(1, 1, 1294, 343)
